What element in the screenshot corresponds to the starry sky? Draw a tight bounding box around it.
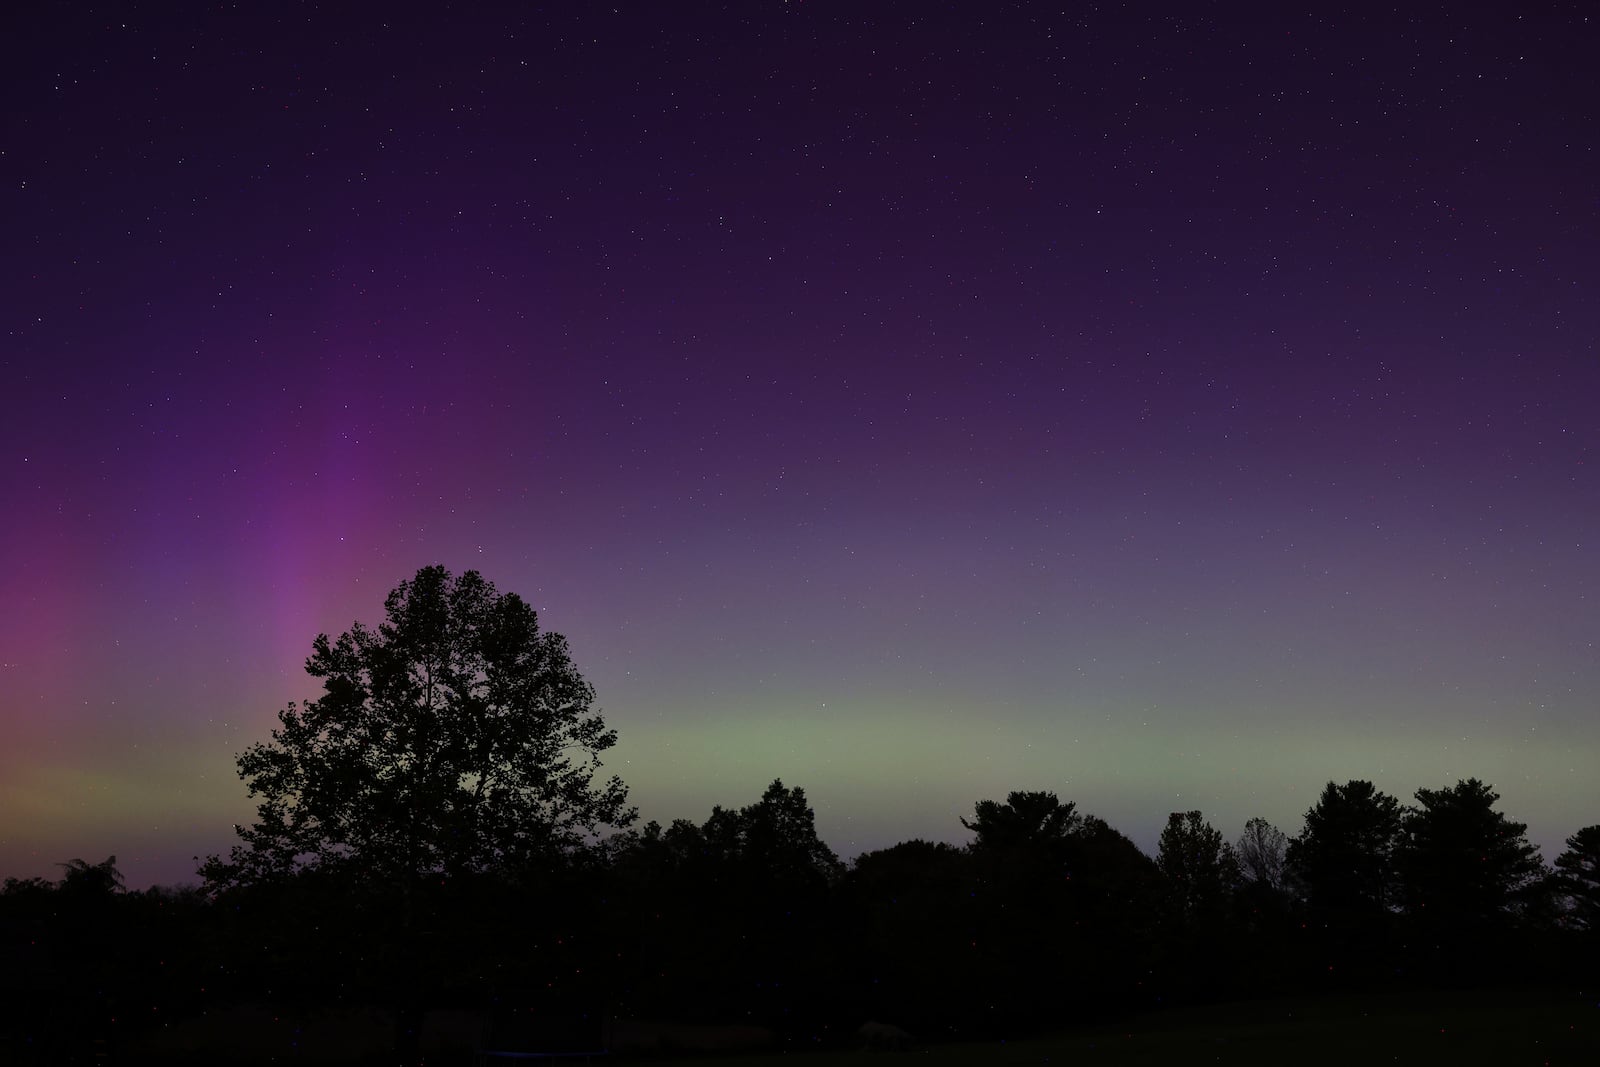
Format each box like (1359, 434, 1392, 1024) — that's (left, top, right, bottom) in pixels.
(3, 4, 1596, 888)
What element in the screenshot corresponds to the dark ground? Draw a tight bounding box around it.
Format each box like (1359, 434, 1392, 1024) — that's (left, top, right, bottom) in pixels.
(667, 988, 1598, 1067)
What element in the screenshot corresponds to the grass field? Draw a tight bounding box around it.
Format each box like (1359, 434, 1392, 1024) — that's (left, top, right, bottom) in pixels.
(667, 988, 1599, 1067)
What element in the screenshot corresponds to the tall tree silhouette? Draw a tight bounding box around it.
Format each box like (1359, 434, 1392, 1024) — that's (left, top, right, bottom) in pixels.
(841, 840, 975, 1029)
(1287, 780, 1404, 915)
(1157, 811, 1237, 925)
(609, 781, 840, 1028)
(1235, 818, 1290, 892)
(1398, 779, 1544, 926)
(202, 566, 635, 888)
(962, 790, 1083, 854)
(702, 779, 845, 889)
(1553, 825, 1600, 932)
(56, 856, 124, 899)
(959, 792, 1161, 1027)
(198, 567, 636, 1064)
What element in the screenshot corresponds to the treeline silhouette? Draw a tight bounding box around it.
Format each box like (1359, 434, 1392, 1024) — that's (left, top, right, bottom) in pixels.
(3, 779, 1598, 1063)
(6, 569, 1597, 1062)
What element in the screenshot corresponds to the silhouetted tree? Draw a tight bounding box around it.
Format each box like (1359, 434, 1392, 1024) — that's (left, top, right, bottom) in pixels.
(1398, 779, 1544, 926)
(605, 781, 842, 1030)
(1235, 818, 1289, 891)
(960, 790, 1085, 940)
(1157, 811, 1237, 924)
(1067, 814, 1165, 918)
(958, 792, 1163, 1026)
(962, 790, 1083, 853)
(56, 856, 124, 898)
(710, 779, 845, 889)
(198, 567, 635, 1064)
(847, 839, 970, 901)
(1224, 819, 1299, 992)
(202, 566, 634, 889)
(1287, 780, 1404, 915)
(1553, 825, 1600, 932)
(841, 841, 975, 1031)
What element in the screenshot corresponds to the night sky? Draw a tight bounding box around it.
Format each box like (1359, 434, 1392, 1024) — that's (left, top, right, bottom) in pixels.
(3, 5, 1596, 889)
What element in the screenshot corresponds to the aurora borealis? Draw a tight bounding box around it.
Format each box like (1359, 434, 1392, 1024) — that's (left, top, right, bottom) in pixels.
(3, 5, 1596, 888)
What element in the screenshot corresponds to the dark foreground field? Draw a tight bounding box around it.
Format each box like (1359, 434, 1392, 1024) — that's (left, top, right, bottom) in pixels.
(79, 985, 1598, 1066)
(673, 988, 1598, 1067)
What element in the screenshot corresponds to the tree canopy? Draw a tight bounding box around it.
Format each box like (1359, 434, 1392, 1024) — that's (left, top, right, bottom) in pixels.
(1398, 778, 1544, 925)
(202, 566, 635, 889)
(1156, 811, 1236, 923)
(660, 778, 846, 891)
(57, 855, 125, 898)
(1287, 780, 1405, 914)
(961, 790, 1083, 853)
(1235, 817, 1289, 891)
(1553, 824, 1600, 932)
